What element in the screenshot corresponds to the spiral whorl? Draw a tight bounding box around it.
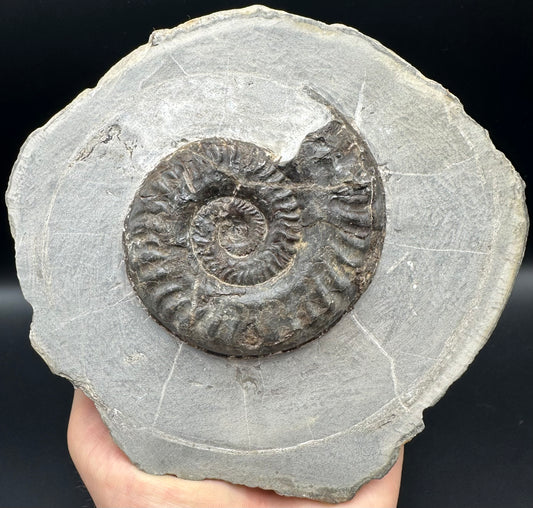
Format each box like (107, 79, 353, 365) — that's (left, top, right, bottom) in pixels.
(123, 99, 385, 356)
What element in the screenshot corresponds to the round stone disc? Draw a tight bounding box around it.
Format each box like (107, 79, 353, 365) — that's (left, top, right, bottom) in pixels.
(6, 5, 528, 503)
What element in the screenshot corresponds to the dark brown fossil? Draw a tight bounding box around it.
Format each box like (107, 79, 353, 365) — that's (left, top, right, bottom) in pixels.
(123, 93, 386, 356)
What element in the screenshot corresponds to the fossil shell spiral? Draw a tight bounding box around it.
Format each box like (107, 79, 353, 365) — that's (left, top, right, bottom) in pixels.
(123, 93, 386, 356)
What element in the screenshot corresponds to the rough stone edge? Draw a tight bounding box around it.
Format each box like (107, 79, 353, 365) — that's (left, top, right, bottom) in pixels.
(410, 153, 529, 414)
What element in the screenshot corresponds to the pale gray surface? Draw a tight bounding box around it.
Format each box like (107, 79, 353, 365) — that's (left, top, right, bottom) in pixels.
(6, 5, 528, 502)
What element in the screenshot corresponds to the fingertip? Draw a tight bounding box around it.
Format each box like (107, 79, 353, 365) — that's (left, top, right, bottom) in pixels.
(347, 445, 404, 508)
(68, 388, 133, 474)
(68, 388, 104, 454)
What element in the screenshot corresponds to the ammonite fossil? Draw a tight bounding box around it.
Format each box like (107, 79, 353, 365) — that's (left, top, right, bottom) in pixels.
(7, 6, 528, 504)
(123, 91, 385, 356)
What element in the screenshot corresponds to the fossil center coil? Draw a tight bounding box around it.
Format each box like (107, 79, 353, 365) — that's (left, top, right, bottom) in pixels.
(123, 96, 386, 356)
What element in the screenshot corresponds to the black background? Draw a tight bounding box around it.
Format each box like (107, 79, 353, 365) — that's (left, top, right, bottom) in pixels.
(1, 1, 531, 507)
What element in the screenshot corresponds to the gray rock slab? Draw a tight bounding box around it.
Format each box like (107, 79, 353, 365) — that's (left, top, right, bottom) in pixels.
(6, 5, 528, 503)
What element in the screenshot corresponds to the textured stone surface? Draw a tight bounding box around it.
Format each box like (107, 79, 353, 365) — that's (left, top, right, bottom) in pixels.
(6, 5, 528, 503)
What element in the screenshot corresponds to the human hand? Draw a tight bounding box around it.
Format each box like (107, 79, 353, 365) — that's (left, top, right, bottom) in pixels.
(68, 389, 403, 507)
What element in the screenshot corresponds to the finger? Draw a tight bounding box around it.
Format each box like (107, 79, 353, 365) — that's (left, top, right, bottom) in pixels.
(68, 388, 144, 507)
(344, 446, 404, 508)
